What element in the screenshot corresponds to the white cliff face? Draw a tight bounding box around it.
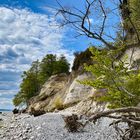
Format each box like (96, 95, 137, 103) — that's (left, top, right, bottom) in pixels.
(122, 47, 140, 68)
(28, 73, 69, 112)
(28, 72, 108, 115)
(61, 73, 108, 115)
(64, 73, 93, 105)
(126, 47, 140, 61)
(61, 98, 107, 116)
(39, 74, 68, 98)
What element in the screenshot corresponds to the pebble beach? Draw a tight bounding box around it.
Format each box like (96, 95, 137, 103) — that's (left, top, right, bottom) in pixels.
(0, 112, 121, 140)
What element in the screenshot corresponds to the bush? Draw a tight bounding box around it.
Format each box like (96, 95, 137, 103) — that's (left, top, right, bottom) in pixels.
(53, 96, 64, 110)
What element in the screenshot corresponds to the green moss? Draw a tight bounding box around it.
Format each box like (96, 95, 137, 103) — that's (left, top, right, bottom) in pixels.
(52, 96, 64, 110)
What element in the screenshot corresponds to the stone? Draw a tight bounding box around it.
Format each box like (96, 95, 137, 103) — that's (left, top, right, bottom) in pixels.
(18, 133, 23, 137)
(29, 107, 45, 117)
(12, 108, 19, 114)
(22, 137, 28, 140)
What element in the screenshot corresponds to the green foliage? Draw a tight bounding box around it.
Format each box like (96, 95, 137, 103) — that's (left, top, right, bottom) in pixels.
(13, 91, 25, 107)
(39, 54, 69, 84)
(122, 0, 140, 42)
(53, 55, 70, 75)
(130, 0, 140, 28)
(39, 54, 57, 84)
(52, 96, 64, 110)
(13, 54, 70, 107)
(81, 47, 140, 109)
(13, 60, 41, 106)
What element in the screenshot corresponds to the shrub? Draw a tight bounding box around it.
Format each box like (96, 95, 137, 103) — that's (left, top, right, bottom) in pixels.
(53, 96, 64, 110)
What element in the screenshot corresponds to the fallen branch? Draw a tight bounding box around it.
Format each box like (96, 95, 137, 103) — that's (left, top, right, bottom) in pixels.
(89, 107, 140, 122)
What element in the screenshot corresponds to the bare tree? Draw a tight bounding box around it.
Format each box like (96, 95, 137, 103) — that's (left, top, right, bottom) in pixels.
(56, 0, 140, 49)
(56, 0, 119, 49)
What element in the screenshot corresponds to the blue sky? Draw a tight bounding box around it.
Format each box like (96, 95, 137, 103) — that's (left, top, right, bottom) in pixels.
(0, 0, 120, 109)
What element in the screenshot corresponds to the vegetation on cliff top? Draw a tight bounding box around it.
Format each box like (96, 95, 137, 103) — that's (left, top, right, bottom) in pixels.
(72, 48, 93, 71)
(13, 54, 70, 107)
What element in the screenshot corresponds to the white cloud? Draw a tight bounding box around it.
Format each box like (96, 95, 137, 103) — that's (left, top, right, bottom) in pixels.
(0, 98, 12, 105)
(0, 90, 17, 96)
(0, 7, 74, 70)
(0, 7, 74, 109)
(0, 98, 13, 109)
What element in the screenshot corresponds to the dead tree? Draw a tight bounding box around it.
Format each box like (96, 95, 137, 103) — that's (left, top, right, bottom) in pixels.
(56, 0, 116, 49)
(88, 107, 140, 139)
(62, 108, 140, 139)
(56, 0, 140, 48)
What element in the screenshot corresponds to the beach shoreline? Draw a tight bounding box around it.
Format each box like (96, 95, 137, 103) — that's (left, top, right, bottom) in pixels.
(0, 112, 121, 140)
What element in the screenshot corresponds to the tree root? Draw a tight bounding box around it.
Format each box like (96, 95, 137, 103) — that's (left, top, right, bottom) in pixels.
(62, 107, 140, 139)
(88, 107, 140, 140)
(89, 107, 140, 122)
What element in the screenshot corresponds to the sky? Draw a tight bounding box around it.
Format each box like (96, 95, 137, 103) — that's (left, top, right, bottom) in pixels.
(0, 0, 120, 109)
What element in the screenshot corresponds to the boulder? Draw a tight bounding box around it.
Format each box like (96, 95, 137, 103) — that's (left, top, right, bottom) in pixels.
(20, 109, 27, 113)
(29, 107, 45, 117)
(12, 108, 19, 114)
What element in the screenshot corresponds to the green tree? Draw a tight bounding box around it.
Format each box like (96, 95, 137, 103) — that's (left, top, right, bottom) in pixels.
(39, 54, 57, 84)
(13, 91, 25, 107)
(13, 60, 41, 106)
(53, 55, 70, 74)
(130, 0, 140, 30)
(13, 54, 70, 107)
(81, 47, 140, 109)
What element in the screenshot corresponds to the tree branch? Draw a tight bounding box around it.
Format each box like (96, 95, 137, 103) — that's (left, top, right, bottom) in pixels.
(56, 0, 115, 49)
(89, 107, 140, 122)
